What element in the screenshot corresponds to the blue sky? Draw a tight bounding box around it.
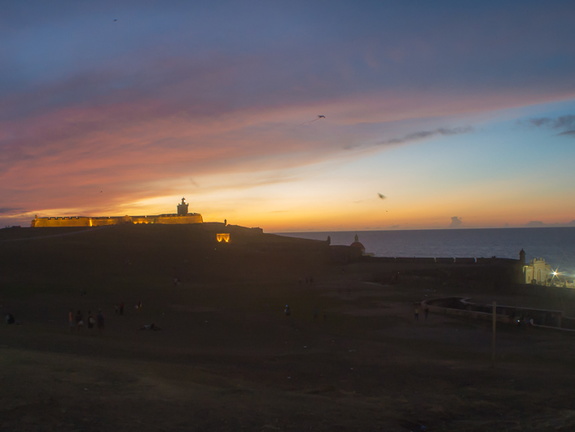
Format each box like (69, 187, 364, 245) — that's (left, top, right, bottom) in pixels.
(1, 0, 574, 230)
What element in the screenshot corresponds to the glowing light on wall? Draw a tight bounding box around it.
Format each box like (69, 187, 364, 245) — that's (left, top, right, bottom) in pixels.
(216, 233, 230, 243)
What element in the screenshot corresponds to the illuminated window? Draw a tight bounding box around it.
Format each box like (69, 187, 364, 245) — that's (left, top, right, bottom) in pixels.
(216, 233, 230, 243)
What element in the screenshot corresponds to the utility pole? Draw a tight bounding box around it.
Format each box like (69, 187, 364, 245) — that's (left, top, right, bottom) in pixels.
(491, 301, 497, 367)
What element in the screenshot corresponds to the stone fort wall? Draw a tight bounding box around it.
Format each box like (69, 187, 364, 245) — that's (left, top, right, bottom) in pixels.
(31, 198, 203, 228)
(31, 213, 203, 227)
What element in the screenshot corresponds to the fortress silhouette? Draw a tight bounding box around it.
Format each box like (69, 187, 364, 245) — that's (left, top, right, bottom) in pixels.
(30, 198, 535, 287)
(31, 198, 203, 227)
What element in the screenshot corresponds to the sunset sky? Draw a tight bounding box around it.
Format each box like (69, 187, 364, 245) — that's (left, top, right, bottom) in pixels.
(2, 1, 575, 231)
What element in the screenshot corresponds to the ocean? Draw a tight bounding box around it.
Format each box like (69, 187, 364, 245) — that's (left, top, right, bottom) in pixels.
(277, 227, 575, 275)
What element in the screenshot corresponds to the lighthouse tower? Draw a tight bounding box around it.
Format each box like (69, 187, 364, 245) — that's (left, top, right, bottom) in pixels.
(177, 198, 189, 216)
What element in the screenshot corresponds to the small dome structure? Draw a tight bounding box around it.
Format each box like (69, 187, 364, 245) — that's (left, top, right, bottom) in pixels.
(350, 234, 365, 255)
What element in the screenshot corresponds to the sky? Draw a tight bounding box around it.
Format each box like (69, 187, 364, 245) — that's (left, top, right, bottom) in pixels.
(2, 0, 575, 232)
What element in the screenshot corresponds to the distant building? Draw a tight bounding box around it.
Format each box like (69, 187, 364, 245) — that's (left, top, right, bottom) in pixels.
(177, 197, 189, 216)
(350, 234, 366, 255)
(524, 258, 552, 285)
(31, 198, 203, 227)
(522, 257, 574, 287)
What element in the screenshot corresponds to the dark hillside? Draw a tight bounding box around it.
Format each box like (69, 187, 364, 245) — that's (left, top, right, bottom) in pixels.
(0, 224, 331, 298)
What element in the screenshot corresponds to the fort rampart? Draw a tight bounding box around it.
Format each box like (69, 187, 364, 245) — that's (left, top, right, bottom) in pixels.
(31, 213, 203, 227)
(31, 198, 204, 227)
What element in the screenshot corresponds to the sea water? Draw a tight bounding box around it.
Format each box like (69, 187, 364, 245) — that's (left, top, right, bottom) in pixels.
(277, 227, 575, 275)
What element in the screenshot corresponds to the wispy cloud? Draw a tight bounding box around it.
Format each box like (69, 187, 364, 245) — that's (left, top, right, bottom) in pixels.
(0, 208, 21, 215)
(525, 115, 575, 136)
(379, 127, 473, 146)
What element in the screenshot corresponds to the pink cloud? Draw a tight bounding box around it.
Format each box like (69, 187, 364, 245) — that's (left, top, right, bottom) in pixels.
(2, 76, 574, 222)
(2, 24, 575, 225)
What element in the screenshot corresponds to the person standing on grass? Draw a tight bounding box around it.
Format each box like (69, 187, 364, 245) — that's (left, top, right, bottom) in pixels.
(75, 310, 84, 331)
(87, 311, 95, 329)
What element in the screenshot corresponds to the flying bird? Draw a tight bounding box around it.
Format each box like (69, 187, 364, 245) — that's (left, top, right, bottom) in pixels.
(300, 114, 327, 125)
(378, 193, 386, 200)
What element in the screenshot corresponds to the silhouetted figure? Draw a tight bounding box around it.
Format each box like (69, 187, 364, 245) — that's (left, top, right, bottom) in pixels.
(75, 310, 84, 331)
(5, 313, 15, 325)
(68, 310, 75, 332)
(87, 311, 95, 329)
(414, 304, 420, 321)
(284, 305, 291, 316)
